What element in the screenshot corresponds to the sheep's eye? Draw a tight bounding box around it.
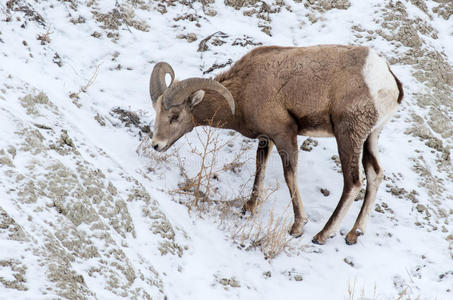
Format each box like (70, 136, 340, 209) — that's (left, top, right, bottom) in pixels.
(170, 114, 179, 124)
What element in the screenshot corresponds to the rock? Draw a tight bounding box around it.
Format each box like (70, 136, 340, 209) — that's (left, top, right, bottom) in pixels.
(416, 204, 426, 213)
(301, 138, 318, 151)
(305, 0, 351, 12)
(331, 155, 341, 169)
(219, 277, 240, 288)
(344, 256, 355, 267)
(375, 204, 384, 214)
(7, 146, 17, 158)
(177, 33, 197, 43)
(204, 8, 217, 17)
(60, 130, 74, 148)
(390, 186, 407, 197)
(185, 33, 197, 43)
(94, 113, 106, 126)
(320, 188, 330, 197)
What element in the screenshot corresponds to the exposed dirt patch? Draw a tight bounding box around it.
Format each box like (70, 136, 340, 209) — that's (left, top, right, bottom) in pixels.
(91, 2, 149, 37)
(0, 260, 27, 291)
(432, 0, 453, 20)
(301, 0, 351, 12)
(0, 208, 27, 241)
(5, 0, 45, 26)
(110, 107, 151, 137)
(0, 99, 174, 298)
(20, 92, 58, 116)
(225, 0, 286, 36)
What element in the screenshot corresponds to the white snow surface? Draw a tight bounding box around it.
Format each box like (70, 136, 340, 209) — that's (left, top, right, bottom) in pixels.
(0, 0, 452, 299)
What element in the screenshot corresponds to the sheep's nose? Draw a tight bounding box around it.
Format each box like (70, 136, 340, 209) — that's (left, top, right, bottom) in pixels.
(151, 140, 163, 151)
(151, 139, 167, 152)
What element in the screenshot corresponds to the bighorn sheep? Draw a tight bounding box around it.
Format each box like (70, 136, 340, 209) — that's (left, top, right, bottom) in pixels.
(149, 45, 403, 245)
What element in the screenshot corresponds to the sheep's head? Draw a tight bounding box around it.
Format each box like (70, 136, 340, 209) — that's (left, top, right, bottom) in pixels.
(149, 62, 235, 152)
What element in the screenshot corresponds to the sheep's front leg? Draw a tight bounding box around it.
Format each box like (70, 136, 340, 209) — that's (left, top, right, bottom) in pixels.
(275, 134, 307, 237)
(243, 136, 274, 214)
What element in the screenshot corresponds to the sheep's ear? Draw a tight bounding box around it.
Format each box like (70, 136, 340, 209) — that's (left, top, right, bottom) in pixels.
(189, 90, 205, 109)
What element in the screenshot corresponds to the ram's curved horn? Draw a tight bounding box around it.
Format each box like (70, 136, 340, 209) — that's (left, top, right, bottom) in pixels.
(150, 62, 175, 102)
(162, 78, 235, 114)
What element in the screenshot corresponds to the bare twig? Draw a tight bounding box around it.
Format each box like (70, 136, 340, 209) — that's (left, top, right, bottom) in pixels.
(81, 64, 100, 93)
(69, 64, 101, 99)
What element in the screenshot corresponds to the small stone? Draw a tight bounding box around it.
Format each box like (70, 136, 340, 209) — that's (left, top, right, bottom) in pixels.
(7, 146, 16, 158)
(293, 274, 303, 281)
(390, 186, 406, 196)
(416, 204, 426, 213)
(219, 278, 228, 286)
(94, 113, 106, 126)
(301, 138, 318, 151)
(331, 155, 341, 165)
(344, 256, 355, 267)
(205, 9, 217, 17)
(60, 130, 74, 148)
(375, 204, 384, 214)
(320, 188, 330, 197)
(219, 277, 240, 288)
(229, 278, 240, 288)
(186, 33, 197, 42)
(177, 33, 197, 43)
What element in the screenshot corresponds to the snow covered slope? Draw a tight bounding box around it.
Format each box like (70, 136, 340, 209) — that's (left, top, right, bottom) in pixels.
(0, 0, 452, 299)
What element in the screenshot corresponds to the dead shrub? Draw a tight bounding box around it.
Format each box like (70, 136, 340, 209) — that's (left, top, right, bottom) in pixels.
(173, 114, 242, 209)
(232, 182, 293, 260)
(142, 112, 289, 259)
(37, 29, 52, 45)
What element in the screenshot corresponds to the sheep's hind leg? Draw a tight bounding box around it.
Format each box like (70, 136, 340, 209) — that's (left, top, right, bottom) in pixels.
(345, 128, 383, 245)
(242, 137, 274, 214)
(312, 122, 367, 245)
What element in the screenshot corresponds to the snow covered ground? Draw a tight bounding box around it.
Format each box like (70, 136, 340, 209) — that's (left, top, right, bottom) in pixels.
(0, 0, 452, 299)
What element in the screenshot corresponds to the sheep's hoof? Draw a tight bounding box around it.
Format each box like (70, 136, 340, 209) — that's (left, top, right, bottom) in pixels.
(241, 200, 257, 215)
(312, 232, 327, 245)
(289, 223, 304, 238)
(345, 229, 361, 245)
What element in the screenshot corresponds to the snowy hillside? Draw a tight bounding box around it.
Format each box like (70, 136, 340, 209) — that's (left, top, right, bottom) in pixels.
(0, 0, 452, 299)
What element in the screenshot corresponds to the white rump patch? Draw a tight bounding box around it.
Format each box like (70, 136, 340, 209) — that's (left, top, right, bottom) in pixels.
(362, 50, 400, 130)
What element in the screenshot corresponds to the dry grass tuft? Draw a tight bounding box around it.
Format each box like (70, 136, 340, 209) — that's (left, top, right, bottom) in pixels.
(232, 183, 294, 260)
(346, 278, 377, 300)
(172, 114, 242, 210)
(142, 113, 290, 259)
(37, 29, 52, 45)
